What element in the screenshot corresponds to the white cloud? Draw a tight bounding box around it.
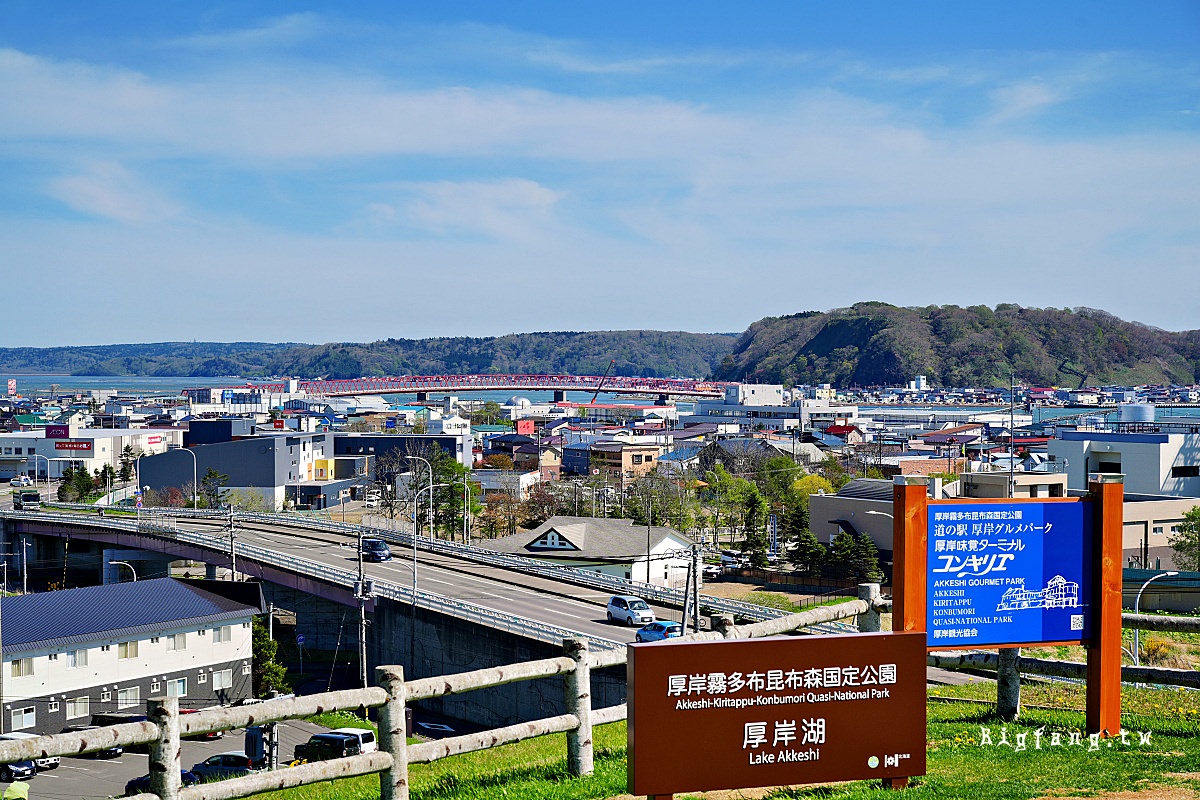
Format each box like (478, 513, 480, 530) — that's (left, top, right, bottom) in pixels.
(986, 80, 1063, 124)
(1, 20, 1199, 341)
(168, 13, 328, 52)
(45, 162, 181, 224)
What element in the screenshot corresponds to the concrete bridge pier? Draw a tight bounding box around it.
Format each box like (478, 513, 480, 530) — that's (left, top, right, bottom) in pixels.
(369, 598, 626, 729)
(259, 583, 365, 653)
(553, 390, 567, 402)
(100, 548, 175, 583)
(415, 392, 429, 402)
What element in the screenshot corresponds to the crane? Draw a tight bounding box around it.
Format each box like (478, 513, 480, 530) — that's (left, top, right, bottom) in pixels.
(591, 359, 617, 403)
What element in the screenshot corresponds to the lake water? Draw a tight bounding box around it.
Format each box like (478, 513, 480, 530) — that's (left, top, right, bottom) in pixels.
(5, 375, 1195, 421)
(0, 374, 628, 407)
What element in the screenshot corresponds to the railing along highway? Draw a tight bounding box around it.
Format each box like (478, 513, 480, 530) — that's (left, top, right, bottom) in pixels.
(1, 509, 625, 651)
(14, 506, 792, 624)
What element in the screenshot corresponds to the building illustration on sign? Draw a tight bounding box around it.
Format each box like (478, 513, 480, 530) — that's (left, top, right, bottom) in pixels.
(995, 575, 1080, 612)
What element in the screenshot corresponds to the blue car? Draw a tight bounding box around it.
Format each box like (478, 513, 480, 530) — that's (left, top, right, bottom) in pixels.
(361, 538, 392, 562)
(635, 621, 683, 643)
(125, 770, 200, 796)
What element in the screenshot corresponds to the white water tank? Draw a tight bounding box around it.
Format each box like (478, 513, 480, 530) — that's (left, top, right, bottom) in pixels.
(1118, 403, 1155, 424)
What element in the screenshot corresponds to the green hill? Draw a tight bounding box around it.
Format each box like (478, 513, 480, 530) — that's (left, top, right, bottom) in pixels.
(713, 303, 1200, 388)
(0, 331, 738, 381)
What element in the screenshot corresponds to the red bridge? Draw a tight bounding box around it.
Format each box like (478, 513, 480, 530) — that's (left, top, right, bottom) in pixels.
(185, 374, 731, 401)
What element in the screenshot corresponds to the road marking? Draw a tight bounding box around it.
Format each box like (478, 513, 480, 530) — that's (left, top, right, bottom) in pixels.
(542, 608, 587, 620)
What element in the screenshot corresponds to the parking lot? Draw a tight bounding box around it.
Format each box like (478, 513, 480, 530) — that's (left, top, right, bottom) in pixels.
(10, 719, 325, 799)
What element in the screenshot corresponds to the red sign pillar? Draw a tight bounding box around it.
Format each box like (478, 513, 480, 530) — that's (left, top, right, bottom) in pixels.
(1086, 475, 1124, 736)
(893, 476, 930, 635)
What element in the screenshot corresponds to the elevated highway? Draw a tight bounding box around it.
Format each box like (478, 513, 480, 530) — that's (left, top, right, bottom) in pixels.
(0, 509, 807, 727)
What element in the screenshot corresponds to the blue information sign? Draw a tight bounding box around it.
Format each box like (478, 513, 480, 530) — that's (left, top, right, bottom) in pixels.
(927, 501, 1092, 648)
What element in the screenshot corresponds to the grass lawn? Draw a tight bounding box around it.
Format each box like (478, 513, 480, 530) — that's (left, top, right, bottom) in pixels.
(251, 683, 1200, 800)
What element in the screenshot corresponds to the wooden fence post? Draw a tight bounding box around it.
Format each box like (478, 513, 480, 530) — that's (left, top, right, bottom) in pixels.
(856, 583, 881, 632)
(377, 665, 409, 800)
(563, 638, 594, 777)
(147, 695, 180, 800)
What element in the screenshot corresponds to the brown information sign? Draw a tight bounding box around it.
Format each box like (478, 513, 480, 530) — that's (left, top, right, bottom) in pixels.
(628, 632, 927, 796)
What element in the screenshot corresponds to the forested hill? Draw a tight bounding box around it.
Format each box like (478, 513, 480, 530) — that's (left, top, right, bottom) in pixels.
(713, 303, 1200, 388)
(0, 331, 739, 380)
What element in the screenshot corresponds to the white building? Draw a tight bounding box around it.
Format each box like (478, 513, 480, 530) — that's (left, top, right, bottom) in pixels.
(1, 578, 258, 734)
(0, 423, 184, 483)
(684, 384, 801, 431)
(479, 515, 696, 588)
(1048, 429, 1200, 498)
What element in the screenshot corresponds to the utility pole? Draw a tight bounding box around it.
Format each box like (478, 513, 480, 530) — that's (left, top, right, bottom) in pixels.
(21, 539, 30, 595)
(1009, 371, 1016, 499)
(692, 544, 701, 633)
(228, 506, 237, 580)
(645, 495, 652, 585)
(355, 526, 370, 689)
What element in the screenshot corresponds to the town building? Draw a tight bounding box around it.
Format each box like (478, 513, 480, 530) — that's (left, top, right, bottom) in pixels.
(477, 515, 695, 588)
(1, 578, 260, 735)
(0, 422, 183, 483)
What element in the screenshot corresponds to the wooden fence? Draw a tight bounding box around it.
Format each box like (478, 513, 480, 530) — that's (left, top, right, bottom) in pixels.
(0, 592, 884, 800)
(0, 588, 1192, 800)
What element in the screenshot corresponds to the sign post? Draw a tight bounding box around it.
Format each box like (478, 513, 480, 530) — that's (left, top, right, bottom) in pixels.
(1087, 474, 1124, 736)
(894, 473, 1124, 735)
(628, 633, 927, 797)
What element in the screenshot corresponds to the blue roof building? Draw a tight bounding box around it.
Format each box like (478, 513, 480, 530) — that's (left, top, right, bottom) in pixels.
(2, 578, 261, 734)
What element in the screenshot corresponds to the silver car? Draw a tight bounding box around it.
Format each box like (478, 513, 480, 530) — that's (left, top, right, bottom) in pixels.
(606, 595, 656, 626)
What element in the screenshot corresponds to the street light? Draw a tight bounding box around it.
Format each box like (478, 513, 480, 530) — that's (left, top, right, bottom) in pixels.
(108, 560, 137, 582)
(178, 447, 198, 509)
(450, 480, 473, 544)
(404, 456, 433, 538)
(19, 538, 31, 594)
(29, 453, 49, 491)
(1134, 570, 1179, 666)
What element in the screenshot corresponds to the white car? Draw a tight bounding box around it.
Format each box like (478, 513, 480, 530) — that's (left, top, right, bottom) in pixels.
(8, 476, 33, 487)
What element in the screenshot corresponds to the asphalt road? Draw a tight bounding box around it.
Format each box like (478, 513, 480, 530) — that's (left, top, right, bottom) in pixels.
(12, 719, 325, 800)
(175, 516, 652, 644)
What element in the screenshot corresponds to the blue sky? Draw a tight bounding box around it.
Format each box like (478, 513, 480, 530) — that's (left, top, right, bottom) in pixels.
(2, 1, 1198, 346)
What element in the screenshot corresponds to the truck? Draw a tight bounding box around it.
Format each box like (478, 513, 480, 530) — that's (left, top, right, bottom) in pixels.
(11, 489, 40, 510)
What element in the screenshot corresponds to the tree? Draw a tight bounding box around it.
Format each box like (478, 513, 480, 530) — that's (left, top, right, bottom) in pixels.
(827, 529, 858, 578)
(792, 474, 834, 501)
(790, 527, 826, 576)
(119, 445, 135, 483)
(522, 483, 560, 526)
(483, 454, 513, 470)
(199, 467, 229, 509)
(741, 485, 770, 567)
(251, 619, 289, 697)
(758, 455, 804, 506)
(225, 489, 271, 512)
(71, 467, 96, 501)
(1169, 506, 1200, 572)
(850, 533, 884, 581)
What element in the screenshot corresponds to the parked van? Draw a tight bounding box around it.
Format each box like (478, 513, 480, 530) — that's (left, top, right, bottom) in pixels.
(329, 727, 377, 754)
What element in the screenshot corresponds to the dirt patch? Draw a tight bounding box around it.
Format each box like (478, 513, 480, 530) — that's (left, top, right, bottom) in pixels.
(700, 578, 824, 606)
